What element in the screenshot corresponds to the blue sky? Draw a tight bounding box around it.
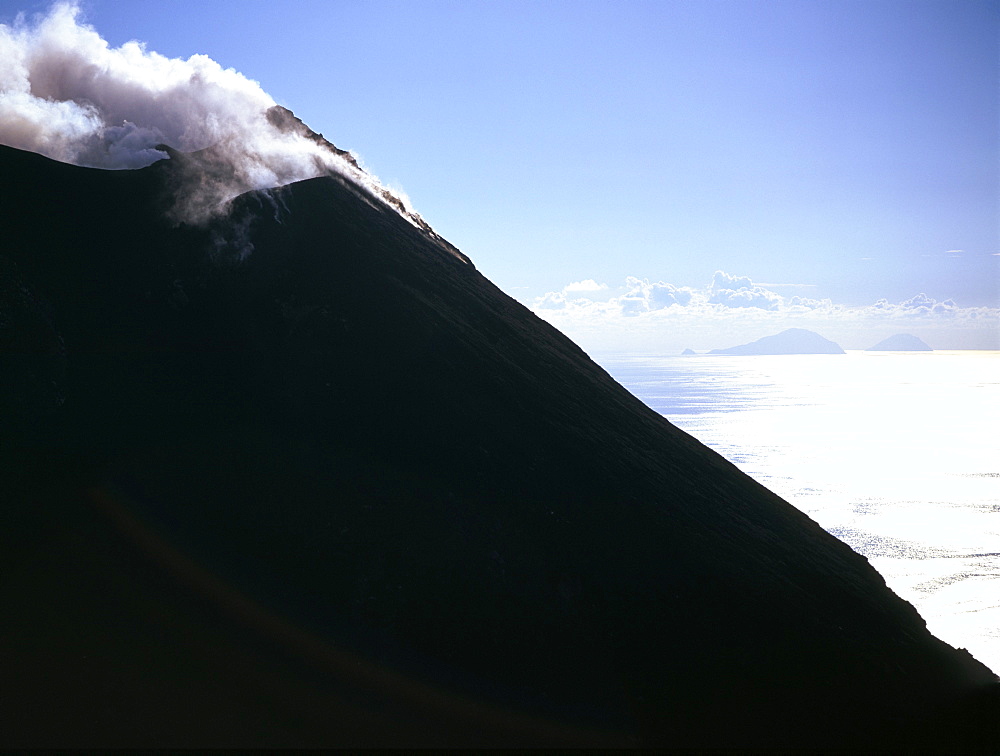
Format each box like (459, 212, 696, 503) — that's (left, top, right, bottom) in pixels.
(1, 0, 997, 349)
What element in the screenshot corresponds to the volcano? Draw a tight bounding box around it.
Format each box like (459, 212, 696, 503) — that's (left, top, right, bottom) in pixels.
(1, 141, 995, 750)
(709, 328, 846, 355)
(868, 333, 934, 351)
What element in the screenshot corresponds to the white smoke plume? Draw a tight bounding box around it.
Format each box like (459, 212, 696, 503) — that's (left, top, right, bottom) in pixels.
(0, 2, 422, 226)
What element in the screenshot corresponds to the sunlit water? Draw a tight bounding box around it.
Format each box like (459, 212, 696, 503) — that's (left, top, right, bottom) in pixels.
(597, 350, 1000, 675)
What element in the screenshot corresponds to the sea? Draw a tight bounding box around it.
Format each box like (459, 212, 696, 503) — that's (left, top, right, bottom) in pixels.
(595, 350, 1000, 676)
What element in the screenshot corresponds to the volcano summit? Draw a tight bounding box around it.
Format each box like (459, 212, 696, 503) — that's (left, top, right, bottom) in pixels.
(1, 135, 997, 749)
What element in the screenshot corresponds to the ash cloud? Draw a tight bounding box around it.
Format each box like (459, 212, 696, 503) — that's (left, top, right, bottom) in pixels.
(0, 2, 414, 225)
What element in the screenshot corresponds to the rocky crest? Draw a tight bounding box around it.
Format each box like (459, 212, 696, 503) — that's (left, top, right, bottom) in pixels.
(0, 143, 994, 749)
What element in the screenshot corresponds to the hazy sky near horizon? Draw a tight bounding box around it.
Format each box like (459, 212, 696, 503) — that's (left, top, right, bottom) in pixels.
(1, 0, 997, 349)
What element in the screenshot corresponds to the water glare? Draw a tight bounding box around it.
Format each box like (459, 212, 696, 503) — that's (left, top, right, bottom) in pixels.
(599, 350, 1000, 674)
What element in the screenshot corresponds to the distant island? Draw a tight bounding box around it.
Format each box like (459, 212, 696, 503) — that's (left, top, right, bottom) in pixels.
(709, 328, 845, 355)
(866, 333, 932, 351)
(681, 348, 697, 355)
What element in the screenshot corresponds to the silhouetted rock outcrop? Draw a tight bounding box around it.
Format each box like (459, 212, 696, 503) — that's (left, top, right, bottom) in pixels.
(0, 144, 995, 750)
(867, 333, 933, 351)
(710, 327, 845, 355)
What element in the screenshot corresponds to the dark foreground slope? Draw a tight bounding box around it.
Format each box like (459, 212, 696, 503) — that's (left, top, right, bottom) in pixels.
(1, 145, 995, 750)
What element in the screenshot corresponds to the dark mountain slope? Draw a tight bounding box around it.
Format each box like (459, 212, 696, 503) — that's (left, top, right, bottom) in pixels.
(1, 144, 995, 749)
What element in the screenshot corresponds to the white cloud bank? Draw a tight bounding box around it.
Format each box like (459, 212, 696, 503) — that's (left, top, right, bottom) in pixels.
(564, 279, 607, 293)
(0, 2, 416, 224)
(532, 271, 1000, 352)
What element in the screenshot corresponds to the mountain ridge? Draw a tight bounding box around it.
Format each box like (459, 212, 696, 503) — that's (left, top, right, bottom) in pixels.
(1, 143, 995, 749)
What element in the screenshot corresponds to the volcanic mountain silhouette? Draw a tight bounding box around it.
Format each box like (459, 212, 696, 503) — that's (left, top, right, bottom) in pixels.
(868, 333, 934, 351)
(1, 142, 995, 750)
(709, 327, 845, 355)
